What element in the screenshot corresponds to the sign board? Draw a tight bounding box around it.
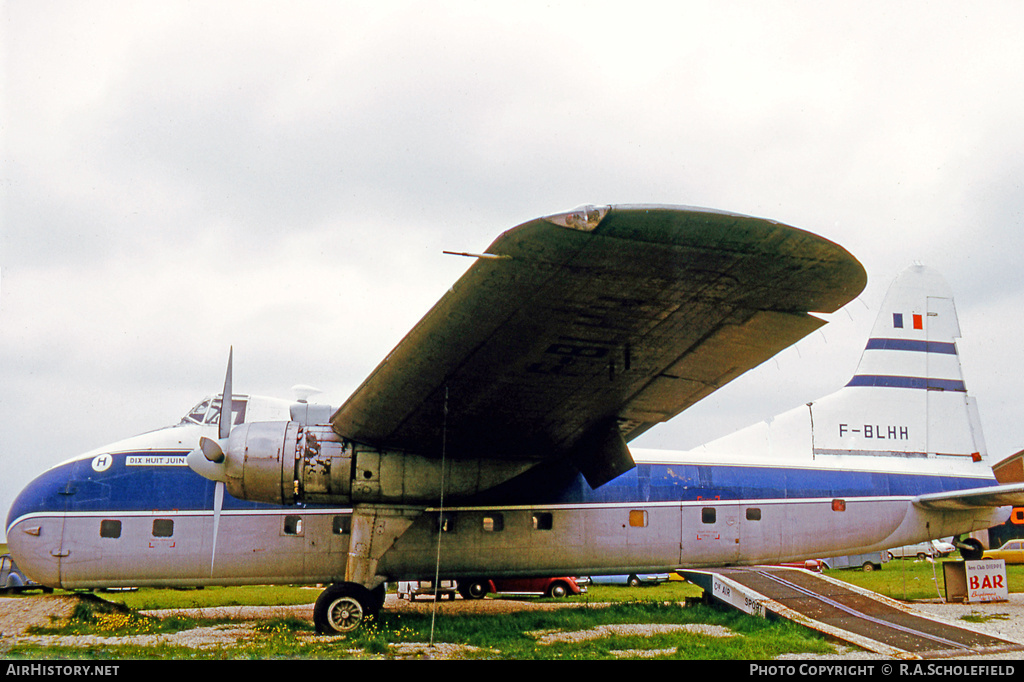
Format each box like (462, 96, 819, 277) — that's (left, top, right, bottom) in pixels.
(711, 574, 767, 617)
(964, 559, 1008, 603)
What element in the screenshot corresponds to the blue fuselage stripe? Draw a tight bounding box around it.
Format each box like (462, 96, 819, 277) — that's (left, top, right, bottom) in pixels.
(6, 452, 997, 530)
(865, 338, 957, 355)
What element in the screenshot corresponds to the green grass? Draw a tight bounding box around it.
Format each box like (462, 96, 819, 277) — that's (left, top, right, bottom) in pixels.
(101, 584, 324, 611)
(823, 556, 1024, 601)
(6, 592, 834, 660)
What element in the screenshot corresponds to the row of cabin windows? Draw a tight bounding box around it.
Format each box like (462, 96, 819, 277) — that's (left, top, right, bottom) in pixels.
(100, 519, 173, 538)
(97, 503, 846, 538)
(96, 512, 561, 538)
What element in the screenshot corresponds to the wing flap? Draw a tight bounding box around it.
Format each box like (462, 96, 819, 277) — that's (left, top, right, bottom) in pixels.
(331, 205, 866, 462)
(913, 483, 1024, 510)
(619, 309, 828, 441)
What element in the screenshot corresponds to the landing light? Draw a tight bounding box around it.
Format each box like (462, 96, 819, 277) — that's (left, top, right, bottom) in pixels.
(543, 204, 610, 232)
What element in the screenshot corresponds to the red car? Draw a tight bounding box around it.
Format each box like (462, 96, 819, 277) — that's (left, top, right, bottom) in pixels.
(458, 576, 585, 599)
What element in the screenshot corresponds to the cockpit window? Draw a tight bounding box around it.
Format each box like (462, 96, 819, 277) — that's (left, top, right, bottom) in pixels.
(185, 400, 212, 424)
(181, 397, 248, 426)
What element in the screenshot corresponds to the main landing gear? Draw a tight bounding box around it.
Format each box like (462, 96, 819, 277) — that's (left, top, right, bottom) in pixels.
(313, 582, 387, 635)
(956, 537, 984, 561)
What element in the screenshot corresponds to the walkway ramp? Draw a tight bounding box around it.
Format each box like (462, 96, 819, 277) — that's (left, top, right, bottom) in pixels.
(679, 566, 1024, 659)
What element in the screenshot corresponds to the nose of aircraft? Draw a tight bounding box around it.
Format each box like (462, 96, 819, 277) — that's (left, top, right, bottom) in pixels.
(6, 468, 67, 589)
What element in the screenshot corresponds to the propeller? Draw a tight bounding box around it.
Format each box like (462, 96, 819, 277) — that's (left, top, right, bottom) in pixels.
(184, 347, 234, 578)
(186, 348, 234, 481)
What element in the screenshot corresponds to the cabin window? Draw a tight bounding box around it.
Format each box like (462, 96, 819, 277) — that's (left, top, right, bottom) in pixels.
(152, 519, 174, 537)
(333, 516, 350, 535)
(482, 514, 504, 532)
(629, 510, 648, 528)
(533, 512, 553, 530)
(100, 519, 122, 539)
(745, 508, 762, 521)
(284, 515, 303, 535)
(832, 499, 847, 512)
(702, 507, 716, 524)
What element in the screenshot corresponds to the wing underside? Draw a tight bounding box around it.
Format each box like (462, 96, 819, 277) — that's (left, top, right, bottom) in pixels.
(913, 483, 1024, 510)
(331, 205, 866, 479)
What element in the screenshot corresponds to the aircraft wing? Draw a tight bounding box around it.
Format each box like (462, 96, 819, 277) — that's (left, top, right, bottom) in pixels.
(913, 483, 1024, 510)
(331, 205, 866, 486)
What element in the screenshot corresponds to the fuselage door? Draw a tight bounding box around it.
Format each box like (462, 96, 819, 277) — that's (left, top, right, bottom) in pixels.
(681, 503, 740, 565)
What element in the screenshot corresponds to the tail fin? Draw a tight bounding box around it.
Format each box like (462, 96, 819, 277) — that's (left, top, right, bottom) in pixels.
(846, 264, 964, 393)
(687, 265, 989, 468)
(811, 264, 987, 461)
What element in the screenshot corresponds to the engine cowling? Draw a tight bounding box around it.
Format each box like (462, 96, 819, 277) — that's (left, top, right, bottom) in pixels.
(191, 421, 535, 506)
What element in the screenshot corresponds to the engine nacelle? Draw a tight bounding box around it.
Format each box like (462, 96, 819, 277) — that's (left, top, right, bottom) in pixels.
(216, 421, 535, 506)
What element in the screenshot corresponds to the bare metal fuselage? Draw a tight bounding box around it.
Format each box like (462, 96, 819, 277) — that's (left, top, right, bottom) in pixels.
(6, 443, 1004, 590)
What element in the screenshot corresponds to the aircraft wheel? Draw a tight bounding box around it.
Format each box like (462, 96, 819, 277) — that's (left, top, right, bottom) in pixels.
(314, 583, 377, 634)
(959, 538, 984, 561)
(373, 583, 387, 610)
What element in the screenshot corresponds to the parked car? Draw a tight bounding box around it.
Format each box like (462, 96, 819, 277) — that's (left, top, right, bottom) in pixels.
(820, 551, 887, 571)
(458, 576, 585, 599)
(1, 554, 49, 593)
(776, 559, 825, 572)
(396, 580, 458, 601)
(581, 573, 670, 586)
(983, 539, 1024, 564)
(887, 539, 954, 560)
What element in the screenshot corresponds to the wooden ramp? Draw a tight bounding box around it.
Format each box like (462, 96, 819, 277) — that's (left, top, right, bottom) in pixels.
(679, 566, 1024, 659)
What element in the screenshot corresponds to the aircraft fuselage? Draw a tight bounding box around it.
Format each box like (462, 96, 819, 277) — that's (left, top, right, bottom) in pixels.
(6, 442, 1004, 590)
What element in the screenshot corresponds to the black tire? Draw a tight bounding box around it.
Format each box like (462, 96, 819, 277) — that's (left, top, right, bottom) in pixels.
(460, 581, 489, 600)
(546, 581, 569, 598)
(314, 583, 376, 634)
(959, 538, 984, 561)
(627, 575, 642, 587)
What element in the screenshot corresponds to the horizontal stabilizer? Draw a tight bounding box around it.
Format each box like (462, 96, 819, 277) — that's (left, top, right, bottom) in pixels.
(913, 483, 1024, 510)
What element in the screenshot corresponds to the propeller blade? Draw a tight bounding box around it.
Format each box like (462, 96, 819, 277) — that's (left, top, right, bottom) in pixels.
(200, 436, 225, 463)
(220, 347, 233, 440)
(210, 480, 225, 577)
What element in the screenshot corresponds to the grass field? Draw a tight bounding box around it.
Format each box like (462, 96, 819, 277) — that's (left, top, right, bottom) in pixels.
(8, 585, 833, 660)
(64, 556, 1024, 609)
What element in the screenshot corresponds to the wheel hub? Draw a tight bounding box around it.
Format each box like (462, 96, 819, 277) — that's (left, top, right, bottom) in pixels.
(328, 597, 364, 632)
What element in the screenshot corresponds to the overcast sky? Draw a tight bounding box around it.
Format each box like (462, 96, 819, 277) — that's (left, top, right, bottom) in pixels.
(3, 1, 1024, 540)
